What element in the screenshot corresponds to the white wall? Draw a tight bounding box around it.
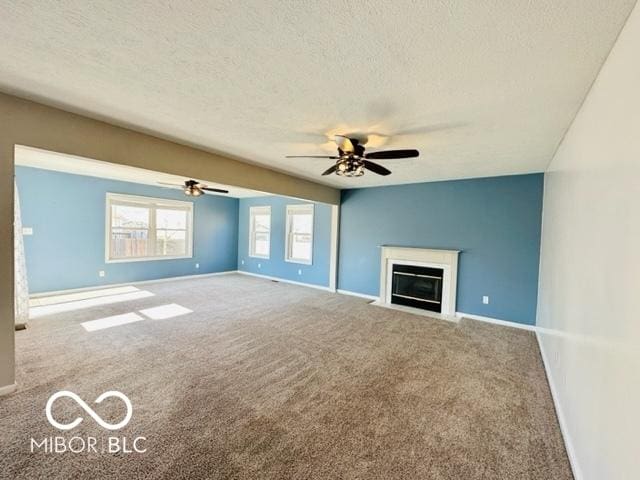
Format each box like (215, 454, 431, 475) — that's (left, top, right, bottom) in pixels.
(537, 4, 640, 480)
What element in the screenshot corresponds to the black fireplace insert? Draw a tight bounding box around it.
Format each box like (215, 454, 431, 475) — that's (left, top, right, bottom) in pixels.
(391, 264, 444, 313)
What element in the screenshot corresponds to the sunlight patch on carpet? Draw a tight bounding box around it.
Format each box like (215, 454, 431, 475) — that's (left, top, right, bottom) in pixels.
(139, 303, 193, 320)
(29, 290, 155, 319)
(81, 312, 145, 331)
(30, 286, 142, 307)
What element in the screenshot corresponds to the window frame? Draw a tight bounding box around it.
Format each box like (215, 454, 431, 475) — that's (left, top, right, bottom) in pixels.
(285, 204, 314, 265)
(105, 193, 194, 263)
(248, 205, 271, 259)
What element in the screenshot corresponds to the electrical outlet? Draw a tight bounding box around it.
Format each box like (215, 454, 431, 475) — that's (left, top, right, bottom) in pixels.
(298, 269, 302, 276)
(482, 295, 489, 304)
(258, 263, 261, 269)
(22, 227, 33, 236)
(99, 271, 105, 278)
(195, 263, 200, 269)
(241, 260, 245, 265)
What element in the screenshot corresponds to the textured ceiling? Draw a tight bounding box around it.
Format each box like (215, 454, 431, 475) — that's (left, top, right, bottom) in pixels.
(0, 1, 636, 188)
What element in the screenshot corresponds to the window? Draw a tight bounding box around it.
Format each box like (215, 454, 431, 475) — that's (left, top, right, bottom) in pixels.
(249, 206, 271, 258)
(106, 193, 193, 262)
(285, 204, 314, 265)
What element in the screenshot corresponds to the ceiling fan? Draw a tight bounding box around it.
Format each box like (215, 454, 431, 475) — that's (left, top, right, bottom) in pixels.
(286, 135, 419, 177)
(158, 179, 229, 197)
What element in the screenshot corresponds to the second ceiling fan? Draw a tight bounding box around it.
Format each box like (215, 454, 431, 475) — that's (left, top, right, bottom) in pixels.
(286, 135, 419, 177)
(158, 179, 229, 197)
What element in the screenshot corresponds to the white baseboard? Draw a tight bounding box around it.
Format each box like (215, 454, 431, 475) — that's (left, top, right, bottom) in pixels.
(536, 331, 582, 480)
(29, 271, 239, 298)
(0, 382, 17, 396)
(455, 312, 537, 331)
(336, 289, 379, 301)
(237, 270, 334, 292)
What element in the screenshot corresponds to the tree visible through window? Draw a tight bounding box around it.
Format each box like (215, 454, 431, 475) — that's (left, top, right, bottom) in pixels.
(249, 206, 271, 258)
(286, 204, 314, 265)
(107, 193, 193, 262)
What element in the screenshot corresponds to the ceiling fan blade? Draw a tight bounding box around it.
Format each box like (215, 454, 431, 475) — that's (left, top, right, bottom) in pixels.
(365, 149, 419, 160)
(321, 164, 338, 176)
(286, 155, 339, 159)
(334, 135, 356, 152)
(201, 187, 229, 194)
(363, 160, 392, 176)
(158, 181, 185, 187)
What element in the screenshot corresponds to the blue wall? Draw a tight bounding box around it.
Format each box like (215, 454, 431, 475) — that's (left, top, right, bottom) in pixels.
(338, 174, 544, 325)
(16, 166, 542, 323)
(16, 166, 239, 293)
(237, 196, 332, 287)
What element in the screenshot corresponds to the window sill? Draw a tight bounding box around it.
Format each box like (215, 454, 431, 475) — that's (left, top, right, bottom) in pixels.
(105, 255, 193, 264)
(285, 258, 313, 266)
(249, 254, 270, 260)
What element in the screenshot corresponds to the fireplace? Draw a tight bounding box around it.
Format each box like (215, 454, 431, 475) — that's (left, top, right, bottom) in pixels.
(378, 246, 460, 319)
(391, 264, 444, 313)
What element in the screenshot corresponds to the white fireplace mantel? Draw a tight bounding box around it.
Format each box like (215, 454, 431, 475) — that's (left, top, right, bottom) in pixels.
(378, 246, 460, 319)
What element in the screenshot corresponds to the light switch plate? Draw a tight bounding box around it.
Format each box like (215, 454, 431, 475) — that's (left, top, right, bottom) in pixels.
(22, 227, 33, 235)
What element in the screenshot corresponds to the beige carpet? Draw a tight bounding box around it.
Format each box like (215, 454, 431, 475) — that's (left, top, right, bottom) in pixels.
(0, 274, 572, 479)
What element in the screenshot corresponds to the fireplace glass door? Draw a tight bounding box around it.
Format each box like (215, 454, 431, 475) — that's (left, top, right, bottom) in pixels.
(391, 264, 444, 312)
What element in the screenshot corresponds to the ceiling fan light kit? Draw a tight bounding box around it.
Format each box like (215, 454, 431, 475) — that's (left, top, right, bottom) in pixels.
(286, 135, 419, 178)
(336, 158, 364, 177)
(184, 185, 204, 196)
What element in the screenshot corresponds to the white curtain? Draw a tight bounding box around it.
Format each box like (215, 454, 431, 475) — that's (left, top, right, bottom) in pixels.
(14, 180, 29, 329)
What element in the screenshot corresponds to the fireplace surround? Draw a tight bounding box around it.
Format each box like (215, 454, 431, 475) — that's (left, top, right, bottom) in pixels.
(377, 246, 460, 320)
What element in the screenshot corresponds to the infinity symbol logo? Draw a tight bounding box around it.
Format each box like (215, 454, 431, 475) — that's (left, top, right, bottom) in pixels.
(45, 391, 133, 431)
